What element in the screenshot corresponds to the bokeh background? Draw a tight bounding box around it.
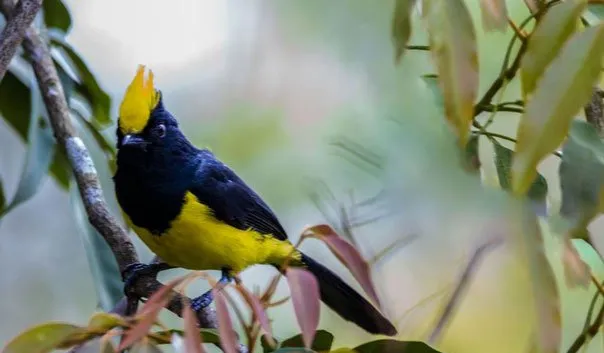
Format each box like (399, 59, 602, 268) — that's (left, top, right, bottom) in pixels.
(1, 1, 604, 352)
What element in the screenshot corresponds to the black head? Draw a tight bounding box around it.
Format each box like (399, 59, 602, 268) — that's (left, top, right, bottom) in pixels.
(115, 94, 198, 175)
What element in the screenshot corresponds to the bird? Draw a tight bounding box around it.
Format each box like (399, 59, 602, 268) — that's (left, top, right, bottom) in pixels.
(112, 65, 397, 336)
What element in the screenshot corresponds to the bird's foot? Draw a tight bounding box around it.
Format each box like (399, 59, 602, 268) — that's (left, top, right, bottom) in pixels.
(191, 290, 214, 311)
(122, 262, 172, 296)
(190, 269, 233, 311)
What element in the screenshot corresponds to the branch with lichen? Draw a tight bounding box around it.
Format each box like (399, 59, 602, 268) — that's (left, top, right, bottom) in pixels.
(0, 1, 244, 351)
(0, 0, 41, 81)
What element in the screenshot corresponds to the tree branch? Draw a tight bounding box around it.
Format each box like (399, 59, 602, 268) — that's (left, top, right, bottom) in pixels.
(0, 0, 227, 344)
(0, 0, 41, 81)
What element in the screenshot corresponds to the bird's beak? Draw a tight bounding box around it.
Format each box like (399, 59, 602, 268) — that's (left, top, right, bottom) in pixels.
(121, 134, 146, 148)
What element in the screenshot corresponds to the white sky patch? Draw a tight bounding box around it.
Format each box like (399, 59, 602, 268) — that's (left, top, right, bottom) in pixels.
(64, 0, 228, 86)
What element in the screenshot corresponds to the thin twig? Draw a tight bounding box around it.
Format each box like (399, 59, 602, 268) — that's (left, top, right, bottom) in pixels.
(428, 238, 503, 344)
(0, 0, 41, 81)
(566, 298, 604, 353)
(406, 45, 430, 51)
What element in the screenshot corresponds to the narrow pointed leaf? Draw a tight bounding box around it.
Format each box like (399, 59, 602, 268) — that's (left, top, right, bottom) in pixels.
(49, 150, 71, 190)
(119, 276, 187, 351)
(43, 0, 72, 32)
(512, 24, 604, 196)
(464, 133, 481, 172)
(87, 312, 125, 331)
(152, 329, 220, 346)
(493, 142, 548, 214)
(213, 288, 238, 353)
(561, 238, 590, 288)
(69, 182, 122, 310)
(520, 0, 587, 99)
(520, 212, 561, 353)
(280, 330, 334, 352)
(422, 0, 479, 146)
(285, 268, 320, 349)
(0, 78, 55, 219)
(235, 284, 273, 345)
(353, 339, 443, 353)
(50, 37, 111, 126)
(261, 334, 279, 353)
(392, 0, 417, 63)
(479, 0, 508, 32)
(0, 70, 31, 140)
(183, 304, 205, 353)
(305, 224, 381, 307)
(2, 322, 86, 353)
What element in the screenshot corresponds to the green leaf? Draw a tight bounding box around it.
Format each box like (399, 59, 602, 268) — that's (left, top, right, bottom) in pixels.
(422, 0, 479, 146)
(353, 339, 443, 353)
(0, 82, 56, 219)
(0, 70, 31, 141)
(518, 212, 561, 353)
(74, 110, 116, 159)
(2, 322, 86, 353)
(512, 24, 604, 196)
(280, 330, 333, 352)
(87, 312, 125, 331)
(520, 0, 587, 99)
(42, 0, 72, 33)
(50, 37, 112, 126)
(559, 120, 604, 232)
(493, 141, 548, 214)
(464, 133, 480, 172)
(584, 4, 604, 26)
(69, 181, 122, 310)
(154, 329, 221, 346)
(391, 0, 417, 63)
(272, 349, 314, 353)
(479, 0, 508, 32)
(49, 149, 71, 190)
(261, 335, 279, 353)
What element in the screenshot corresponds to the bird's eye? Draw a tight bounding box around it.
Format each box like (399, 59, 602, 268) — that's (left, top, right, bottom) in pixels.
(155, 123, 166, 138)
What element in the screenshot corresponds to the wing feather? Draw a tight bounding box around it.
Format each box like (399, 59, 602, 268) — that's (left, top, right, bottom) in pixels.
(189, 154, 288, 241)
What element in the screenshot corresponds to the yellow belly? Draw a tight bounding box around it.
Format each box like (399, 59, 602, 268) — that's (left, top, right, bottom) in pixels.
(123, 192, 295, 273)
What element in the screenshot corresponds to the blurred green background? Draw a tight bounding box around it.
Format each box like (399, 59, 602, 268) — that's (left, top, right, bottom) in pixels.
(1, 1, 604, 352)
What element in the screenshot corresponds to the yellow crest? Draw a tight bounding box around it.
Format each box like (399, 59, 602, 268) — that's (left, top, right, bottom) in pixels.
(118, 65, 160, 134)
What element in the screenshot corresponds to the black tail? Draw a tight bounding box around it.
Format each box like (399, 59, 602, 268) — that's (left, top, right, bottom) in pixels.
(296, 253, 397, 336)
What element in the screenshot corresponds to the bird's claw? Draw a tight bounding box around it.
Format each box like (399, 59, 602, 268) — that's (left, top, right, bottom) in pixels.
(189, 269, 233, 312)
(122, 262, 169, 296)
(191, 290, 214, 311)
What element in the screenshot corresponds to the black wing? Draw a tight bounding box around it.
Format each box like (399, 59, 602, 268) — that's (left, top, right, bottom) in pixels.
(189, 152, 289, 241)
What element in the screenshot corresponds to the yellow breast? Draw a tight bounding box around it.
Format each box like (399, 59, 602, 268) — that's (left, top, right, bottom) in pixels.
(123, 192, 295, 273)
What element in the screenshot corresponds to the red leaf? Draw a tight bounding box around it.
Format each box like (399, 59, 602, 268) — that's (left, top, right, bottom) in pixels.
(285, 268, 320, 349)
(479, 0, 508, 32)
(235, 284, 274, 346)
(183, 304, 205, 353)
(306, 224, 381, 308)
(118, 276, 186, 351)
(213, 288, 238, 353)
